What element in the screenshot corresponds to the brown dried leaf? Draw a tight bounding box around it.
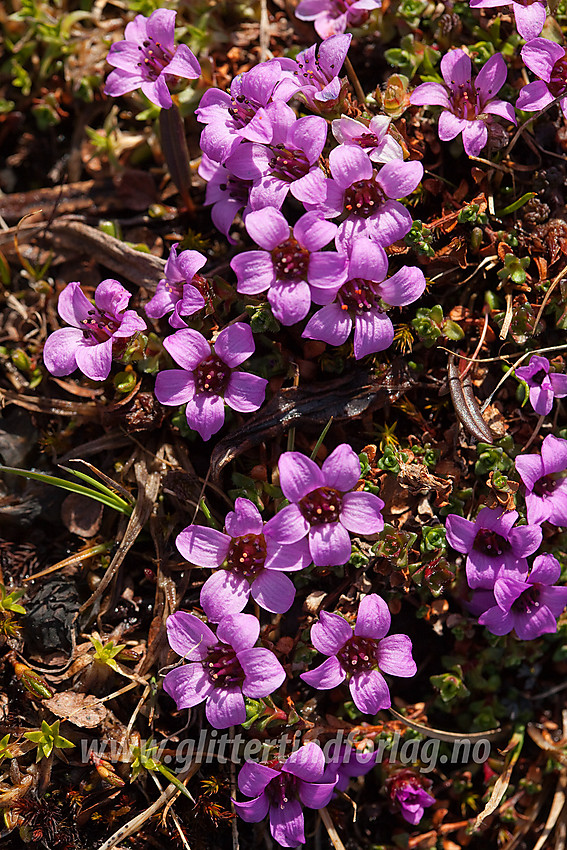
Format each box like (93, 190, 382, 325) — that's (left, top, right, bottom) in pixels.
(44, 691, 108, 728)
(61, 493, 104, 538)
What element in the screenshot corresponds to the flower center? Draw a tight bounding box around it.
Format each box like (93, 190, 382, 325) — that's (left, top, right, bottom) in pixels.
(533, 474, 557, 497)
(194, 355, 230, 395)
(337, 278, 382, 313)
(219, 175, 253, 204)
(344, 178, 384, 218)
(473, 528, 510, 556)
(549, 57, 567, 98)
(226, 533, 267, 579)
(204, 642, 245, 688)
(272, 236, 310, 281)
(354, 131, 381, 149)
(511, 584, 541, 615)
(298, 486, 343, 524)
(265, 770, 299, 807)
(530, 368, 548, 386)
(229, 95, 260, 128)
(137, 38, 174, 81)
(452, 85, 478, 121)
(81, 310, 120, 344)
(336, 635, 377, 674)
(269, 145, 311, 182)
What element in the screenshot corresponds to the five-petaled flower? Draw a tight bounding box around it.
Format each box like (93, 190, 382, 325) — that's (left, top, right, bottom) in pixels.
(515, 434, 567, 526)
(302, 237, 426, 359)
(469, 0, 547, 40)
(445, 507, 542, 589)
(145, 244, 206, 328)
(163, 611, 285, 728)
(515, 354, 567, 416)
(43, 279, 146, 382)
(331, 114, 404, 163)
(230, 208, 348, 326)
(176, 497, 311, 621)
(386, 769, 435, 825)
(474, 554, 567, 640)
(105, 9, 201, 109)
(233, 743, 338, 847)
(410, 50, 516, 157)
(300, 594, 417, 714)
(267, 443, 384, 566)
(154, 323, 267, 441)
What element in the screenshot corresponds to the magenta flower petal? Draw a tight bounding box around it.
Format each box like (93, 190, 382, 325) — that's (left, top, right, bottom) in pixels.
(300, 655, 346, 689)
(349, 668, 390, 713)
(438, 111, 467, 142)
(311, 611, 352, 655)
(410, 82, 450, 108)
(75, 337, 113, 381)
(94, 279, 130, 315)
(377, 160, 423, 199)
(270, 798, 304, 848)
(239, 647, 286, 697)
(303, 304, 352, 345)
(165, 43, 201, 79)
(225, 371, 267, 413)
(376, 634, 417, 676)
(348, 238, 388, 282)
(155, 369, 196, 407)
(283, 743, 325, 782)
(238, 762, 279, 797)
(444, 515, 476, 553)
(263, 537, 312, 571)
(216, 613, 259, 651)
(514, 605, 558, 640)
(42, 327, 83, 376)
(541, 434, 567, 474)
(163, 663, 213, 709)
(516, 81, 555, 112)
(268, 279, 312, 325)
(340, 491, 385, 534)
(514, 454, 544, 492)
(307, 252, 348, 291)
(322, 443, 361, 492)
(205, 685, 246, 728)
(521, 38, 563, 82)
(309, 522, 352, 566)
(231, 251, 275, 294)
(245, 207, 290, 250)
(478, 606, 515, 635)
(529, 553, 562, 585)
(476, 53, 507, 105)
(329, 145, 373, 190)
(225, 498, 264, 537)
(215, 322, 255, 368)
(264, 504, 310, 545)
(164, 328, 210, 371)
(200, 570, 249, 622)
(250, 570, 296, 613)
(508, 524, 542, 559)
(279, 452, 324, 502)
(461, 120, 488, 157)
(299, 779, 338, 809)
(354, 594, 391, 639)
(166, 611, 216, 659)
(176, 525, 230, 567)
(353, 311, 395, 359)
(378, 266, 426, 307)
(294, 211, 338, 251)
(58, 281, 93, 325)
(141, 76, 172, 109)
(185, 393, 225, 441)
(441, 49, 472, 91)
(233, 793, 270, 822)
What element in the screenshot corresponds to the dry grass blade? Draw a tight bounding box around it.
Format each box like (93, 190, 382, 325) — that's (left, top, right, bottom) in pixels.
(532, 771, 567, 850)
(389, 707, 504, 743)
(474, 726, 524, 830)
(320, 807, 347, 850)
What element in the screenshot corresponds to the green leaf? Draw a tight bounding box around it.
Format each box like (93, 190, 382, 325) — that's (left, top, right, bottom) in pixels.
(0, 465, 133, 515)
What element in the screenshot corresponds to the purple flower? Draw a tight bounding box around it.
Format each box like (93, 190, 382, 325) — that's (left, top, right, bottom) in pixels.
(267, 443, 384, 566)
(163, 611, 285, 728)
(226, 105, 328, 211)
(331, 114, 404, 163)
(233, 743, 337, 847)
(302, 237, 426, 359)
(145, 244, 206, 328)
(410, 50, 516, 157)
(445, 507, 542, 589)
(476, 554, 567, 639)
(300, 594, 417, 714)
(517, 38, 567, 120)
(515, 434, 567, 526)
(295, 0, 381, 39)
(43, 279, 146, 382)
(515, 355, 567, 416)
(154, 323, 267, 441)
(196, 61, 298, 164)
(230, 208, 348, 325)
(321, 742, 376, 792)
(104, 9, 201, 109)
(386, 769, 435, 825)
(176, 497, 311, 621)
(295, 145, 423, 248)
(198, 154, 253, 243)
(470, 0, 546, 40)
(291, 34, 352, 110)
